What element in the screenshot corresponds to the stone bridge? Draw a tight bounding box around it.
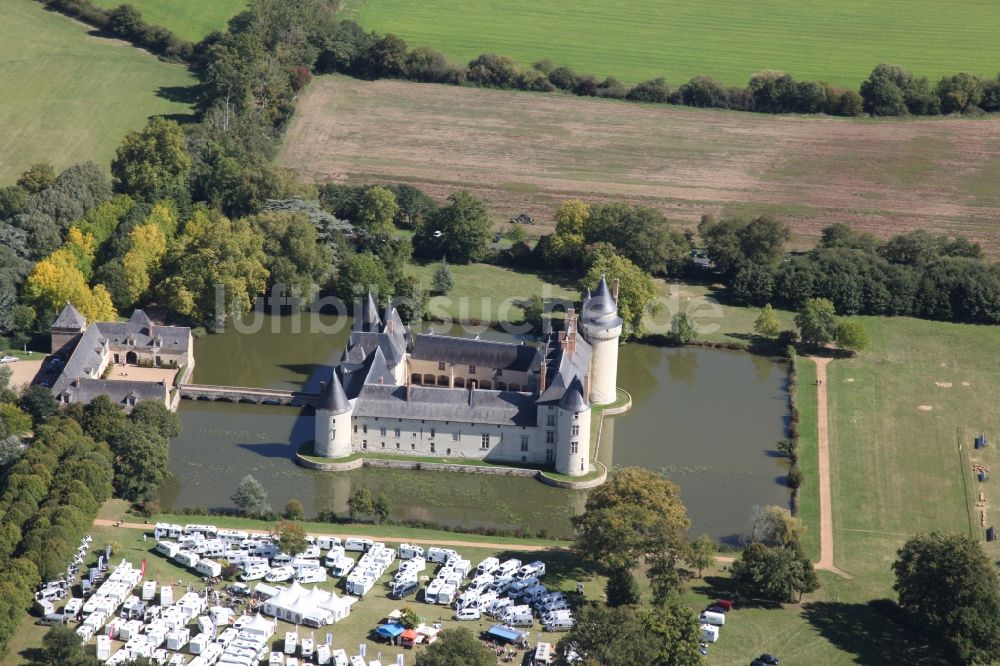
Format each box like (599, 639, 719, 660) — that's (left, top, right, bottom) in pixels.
(178, 384, 320, 407)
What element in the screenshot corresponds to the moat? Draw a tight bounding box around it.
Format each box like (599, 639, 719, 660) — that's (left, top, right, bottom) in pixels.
(162, 315, 790, 542)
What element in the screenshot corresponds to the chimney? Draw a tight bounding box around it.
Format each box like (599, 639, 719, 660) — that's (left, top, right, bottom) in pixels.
(387, 319, 393, 333)
(407, 383, 412, 401)
(584, 373, 591, 399)
(539, 358, 547, 394)
(611, 278, 620, 302)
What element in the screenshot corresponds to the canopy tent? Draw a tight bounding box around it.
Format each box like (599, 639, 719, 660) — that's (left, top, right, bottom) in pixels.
(400, 629, 418, 644)
(486, 624, 523, 643)
(376, 622, 405, 640)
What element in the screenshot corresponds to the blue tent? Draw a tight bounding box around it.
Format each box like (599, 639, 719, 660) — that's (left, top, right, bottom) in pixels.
(376, 622, 405, 639)
(486, 624, 521, 643)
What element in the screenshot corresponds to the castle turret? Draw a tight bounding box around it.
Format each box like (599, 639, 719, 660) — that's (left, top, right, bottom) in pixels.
(315, 372, 352, 458)
(555, 376, 591, 476)
(579, 277, 622, 404)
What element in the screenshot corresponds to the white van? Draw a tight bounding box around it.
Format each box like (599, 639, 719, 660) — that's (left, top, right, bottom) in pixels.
(296, 567, 327, 584)
(423, 579, 442, 604)
(398, 543, 424, 560)
(344, 538, 372, 553)
(240, 565, 269, 582)
(700, 611, 725, 626)
(454, 608, 481, 621)
(476, 557, 499, 575)
(324, 546, 346, 568)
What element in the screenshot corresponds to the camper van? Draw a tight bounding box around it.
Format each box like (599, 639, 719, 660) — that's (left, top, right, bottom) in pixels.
(295, 567, 327, 584)
(517, 561, 546, 579)
(436, 584, 457, 606)
(217, 529, 249, 546)
(390, 579, 418, 600)
(398, 543, 424, 560)
(487, 597, 513, 617)
(184, 524, 219, 538)
(172, 550, 200, 568)
(476, 557, 499, 575)
(508, 578, 539, 599)
(543, 617, 574, 632)
(503, 606, 534, 627)
(423, 579, 442, 604)
(425, 547, 457, 564)
(284, 632, 298, 655)
(300, 638, 313, 660)
(265, 566, 295, 583)
(495, 559, 522, 578)
(344, 538, 373, 553)
(155, 541, 181, 558)
(324, 547, 346, 568)
(700, 624, 719, 643)
(454, 608, 481, 621)
(346, 576, 374, 597)
(240, 565, 269, 582)
(330, 556, 354, 577)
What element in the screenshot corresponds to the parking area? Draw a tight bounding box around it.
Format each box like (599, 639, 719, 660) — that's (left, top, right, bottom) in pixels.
(4, 357, 43, 390)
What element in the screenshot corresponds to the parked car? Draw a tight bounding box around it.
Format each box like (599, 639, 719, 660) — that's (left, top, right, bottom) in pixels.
(0, 356, 18, 364)
(36, 613, 65, 626)
(752, 656, 779, 666)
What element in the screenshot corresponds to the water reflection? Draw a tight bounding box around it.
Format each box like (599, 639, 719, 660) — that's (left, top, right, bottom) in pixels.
(164, 315, 789, 540)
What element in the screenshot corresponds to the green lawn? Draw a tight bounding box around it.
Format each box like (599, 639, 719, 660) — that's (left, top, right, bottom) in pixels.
(342, 0, 1000, 87)
(90, 0, 247, 42)
(408, 262, 577, 324)
(0, 0, 196, 183)
(794, 357, 821, 562)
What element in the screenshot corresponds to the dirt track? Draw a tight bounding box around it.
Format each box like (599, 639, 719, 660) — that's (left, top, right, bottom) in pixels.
(282, 76, 1000, 253)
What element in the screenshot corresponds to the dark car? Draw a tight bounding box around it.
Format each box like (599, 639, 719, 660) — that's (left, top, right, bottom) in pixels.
(706, 605, 727, 614)
(752, 655, 779, 666)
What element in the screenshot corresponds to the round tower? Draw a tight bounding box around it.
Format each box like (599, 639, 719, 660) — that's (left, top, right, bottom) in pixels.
(555, 376, 592, 476)
(580, 276, 623, 405)
(315, 373, 352, 458)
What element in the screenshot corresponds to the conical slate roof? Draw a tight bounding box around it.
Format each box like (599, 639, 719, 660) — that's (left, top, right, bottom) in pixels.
(52, 302, 87, 330)
(355, 292, 382, 332)
(582, 276, 623, 329)
(320, 371, 350, 414)
(559, 375, 589, 413)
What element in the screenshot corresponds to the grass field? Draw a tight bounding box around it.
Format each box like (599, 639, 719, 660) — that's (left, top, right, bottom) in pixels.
(341, 0, 1000, 88)
(0, 0, 196, 183)
(89, 0, 246, 42)
(282, 76, 1000, 255)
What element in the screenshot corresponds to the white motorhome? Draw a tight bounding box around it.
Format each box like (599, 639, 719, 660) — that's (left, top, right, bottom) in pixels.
(425, 547, 456, 564)
(184, 524, 219, 538)
(195, 560, 222, 578)
(436, 584, 456, 606)
(240, 565, 269, 582)
(423, 579, 442, 604)
(154, 523, 183, 540)
(265, 566, 295, 583)
(155, 541, 181, 558)
(324, 546, 346, 568)
(172, 550, 200, 568)
(476, 557, 499, 575)
(315, 536, 342, 551)
(344, 538, 372, 553)
(543, 617, 573, 632)
(284, 632, 298, 655)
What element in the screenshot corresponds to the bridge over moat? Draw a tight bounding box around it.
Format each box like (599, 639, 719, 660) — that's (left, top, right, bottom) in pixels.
(178, 384, 320, 407)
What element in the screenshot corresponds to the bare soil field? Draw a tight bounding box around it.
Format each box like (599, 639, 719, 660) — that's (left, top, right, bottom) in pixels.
(281, 76, 1000, 253)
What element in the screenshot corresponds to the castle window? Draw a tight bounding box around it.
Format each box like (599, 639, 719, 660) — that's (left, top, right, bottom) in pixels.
(546, 431, 555, 444)
(362, 440, 367, 449)
(452, 432, 459, 441)
(411, 443, 415, 450)
(381, 442, 385, 448)
(430, 428, 435, 438)
(570, 441, 579, 454)
(581, 461, 584, 471)
(496, 369, 503, 376)
(438, 361, 446, 371)
(522, 455, 527, 462)
(430, 443, 435, 453)
(331, 428, 335, 439)
(481, 434, 490, 449)
(546, 449, 554, 463)
(396, 442, 400, 449)
(394, 427, 400, 437)
(362, 424, 368, 434)
(379, 427, 386, 437)
(353, 425, 357, 433)
(469, 365, 476, 374)
(571, 425, 579, 436)
(520, 436, 529, 452)
(546, 414, 556, 427)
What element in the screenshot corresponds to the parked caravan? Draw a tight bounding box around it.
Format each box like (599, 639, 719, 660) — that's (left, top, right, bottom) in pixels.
(699, 611, 725, 626)
(700, 624, 719, 643)
(196, 560, 222, 577)
(154, 523, 183, 540)
(253, 543, 279, 559)
(295, 567, 327, 584)
(346, 576, 375, 597)
(425, 547, 456, 564)
(324, 547, 346, 568)
(398, 543, 424, 560)
(160, 586, 174, 606)
(240, 565, 269, 582)
(534, 642, 553, 666)
(184, 524, 219, 538)
(504, 606, 534, 627)
(141, 581, 157, 601)
(265, 566, 295, 583)
(172, 550, 200, 568)
(155, 541, 181, 558)
(200, 539, 227, 558)
(96, 635, 112, 661)
(330, 557, 354, 577)
(301, 638, 314, 659)
(315, 644, 331, 665)
(218, 529, 249, 546)
(284, 632, 297, 655)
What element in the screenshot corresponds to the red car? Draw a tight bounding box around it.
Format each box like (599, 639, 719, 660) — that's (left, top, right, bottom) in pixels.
(714, 599, 733, 612)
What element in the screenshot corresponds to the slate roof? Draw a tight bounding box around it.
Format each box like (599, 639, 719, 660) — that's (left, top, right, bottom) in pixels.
(581, 276, 623, 329)
(52, 302, 87, 330)
(319, 371, 350, 414)
(410, 334, 538, 372)
(353, 384, 536, 427)
(56, 378, 168, 408)
(559, 376, 589, 413)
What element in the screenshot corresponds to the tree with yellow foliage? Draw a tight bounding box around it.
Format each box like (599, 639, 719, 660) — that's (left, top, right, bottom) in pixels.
(121, 224, 167, 306)
(23, 248, 116, 322)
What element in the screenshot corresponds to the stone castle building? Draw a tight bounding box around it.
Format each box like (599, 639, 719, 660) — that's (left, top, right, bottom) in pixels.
(314, 277, 622, 477)
(48, 303, 194, 410)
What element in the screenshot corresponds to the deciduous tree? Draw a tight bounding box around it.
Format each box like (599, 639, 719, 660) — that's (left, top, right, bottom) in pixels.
(580, 246, 659, 339)
(754, 304, 781, 338)
(111, 118, 192, 203)
(415, 628, 494, 666)
(795, 297, 838, 348)
(232, 475, 268, 516)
